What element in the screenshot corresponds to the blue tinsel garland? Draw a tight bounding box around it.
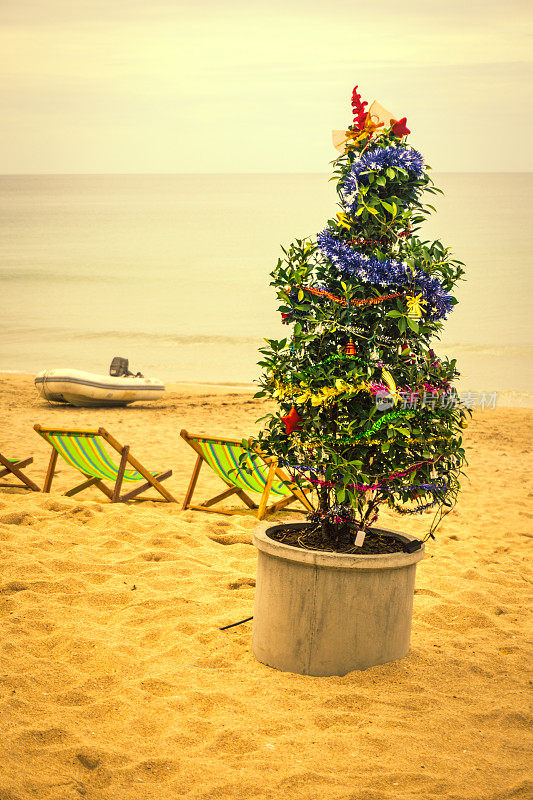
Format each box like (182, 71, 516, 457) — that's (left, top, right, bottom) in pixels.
(316, 228, 453, 320)
(342, 144, 425, 197)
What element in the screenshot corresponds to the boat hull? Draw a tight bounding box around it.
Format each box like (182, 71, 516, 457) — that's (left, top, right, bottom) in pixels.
(35, 369, 166, 407)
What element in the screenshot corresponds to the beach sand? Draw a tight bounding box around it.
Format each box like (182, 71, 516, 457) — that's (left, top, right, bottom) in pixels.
(0, 373, 531, 800)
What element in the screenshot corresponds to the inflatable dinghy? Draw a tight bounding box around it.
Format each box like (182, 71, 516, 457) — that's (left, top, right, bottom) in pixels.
(35, 358, 165, 407)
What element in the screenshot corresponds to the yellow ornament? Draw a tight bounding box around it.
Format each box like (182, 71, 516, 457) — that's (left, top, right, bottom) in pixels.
(380, 369, 401, 406)
(406, 294, 427, 320)
(336, 212, 351, 230)
(381, 369, 396, 395)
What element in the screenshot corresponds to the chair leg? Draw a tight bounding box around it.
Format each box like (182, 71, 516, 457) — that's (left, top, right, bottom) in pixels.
(266, 494, 297, 514)
(202, 485, 241, 508)
(261, 480, 314, 518)
(272, 467, 315, 514)
(0, 455, 39, 491)
(257, 463, 277, 520)
(43, 450, 58, 493)
(112, 446, 129, 502)
(186, 505, 236, 516)
(64, 476, 100, 497)
(235, 489, 257, 509)
(119, 471, 173, 502)
(129, 469, 175, 502)
(182, 454, 203, 510)
(92, 480, 114, 500)
(290, 485, 315, 513)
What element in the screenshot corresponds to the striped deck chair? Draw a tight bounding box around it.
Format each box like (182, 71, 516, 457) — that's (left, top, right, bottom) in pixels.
(0, 453, 40, 491)
(34, 425, 176, 503)
(180, 429, 313, 519)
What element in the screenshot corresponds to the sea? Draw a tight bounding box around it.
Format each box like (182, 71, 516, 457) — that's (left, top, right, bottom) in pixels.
(1, 173, 532, 407)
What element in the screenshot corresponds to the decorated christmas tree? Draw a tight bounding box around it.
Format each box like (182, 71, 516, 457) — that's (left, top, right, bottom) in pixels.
(253, 85, 469, 550)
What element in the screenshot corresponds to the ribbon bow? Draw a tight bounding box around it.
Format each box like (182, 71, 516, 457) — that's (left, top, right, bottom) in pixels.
(337, 112, 384, 150)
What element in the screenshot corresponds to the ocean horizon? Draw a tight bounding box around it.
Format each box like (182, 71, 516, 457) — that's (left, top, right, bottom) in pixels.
(2, 172, 532, 407)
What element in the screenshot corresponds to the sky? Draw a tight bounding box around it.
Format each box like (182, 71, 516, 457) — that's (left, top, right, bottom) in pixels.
(1, 0, 532, 173)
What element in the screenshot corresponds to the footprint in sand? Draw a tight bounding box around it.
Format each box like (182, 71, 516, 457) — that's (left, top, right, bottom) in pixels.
(227, 577, 256, 589)
(0, 580, 29, 594)
(76, 750, 101, 770)
(140, 551, 177, 561)
(56, 690, 93, 706)
(139, 678, 178, 696)
(130, 758, 179, 781)
(207, 533, 253, 546)
(0, 511, 32, 525)
(16, 727, 73, 747)
(207, 731, 258, 755)
(42, 499, 73, 513)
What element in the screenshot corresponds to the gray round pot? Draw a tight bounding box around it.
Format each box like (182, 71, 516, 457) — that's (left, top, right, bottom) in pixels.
(252, 522, 425, 676)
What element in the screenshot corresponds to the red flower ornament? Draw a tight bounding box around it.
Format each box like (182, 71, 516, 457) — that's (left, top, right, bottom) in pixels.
(281, 406, 303, 434)
(351, 85, 369, 130)
(390, 117, 410, 137)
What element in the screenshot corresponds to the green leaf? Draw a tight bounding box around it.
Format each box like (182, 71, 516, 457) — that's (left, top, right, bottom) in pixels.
(386, 167, 395, 179)
(406, 317, 419, 333)
(336, 487, 346, 503)
(297, 289, 304, 302)
(398, 317, 407, 333)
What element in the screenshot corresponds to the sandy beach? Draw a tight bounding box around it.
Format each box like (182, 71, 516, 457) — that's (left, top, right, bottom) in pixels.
(0, 372, 531, 800)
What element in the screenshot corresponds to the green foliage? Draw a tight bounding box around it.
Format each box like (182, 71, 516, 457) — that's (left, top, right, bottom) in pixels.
(253, 124, 468, 544)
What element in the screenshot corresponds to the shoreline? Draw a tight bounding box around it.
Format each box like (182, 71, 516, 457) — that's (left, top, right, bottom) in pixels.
(1, 371, 257, 391)
(4, 371, 531, 408)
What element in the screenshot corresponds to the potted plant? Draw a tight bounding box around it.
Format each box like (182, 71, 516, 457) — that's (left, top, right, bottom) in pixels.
(249, 85, 469, 676)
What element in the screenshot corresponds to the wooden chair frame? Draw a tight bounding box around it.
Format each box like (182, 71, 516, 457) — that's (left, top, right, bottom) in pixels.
(34, 425, 176, 503)
(0, 453, 40, 491)
(180, 429, 314, 519)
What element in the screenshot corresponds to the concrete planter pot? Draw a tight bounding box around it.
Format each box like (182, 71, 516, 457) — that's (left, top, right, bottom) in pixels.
(252, 522, 425, 676)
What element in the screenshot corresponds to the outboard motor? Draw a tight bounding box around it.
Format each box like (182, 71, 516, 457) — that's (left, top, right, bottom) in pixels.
(109, 357, 143, 378)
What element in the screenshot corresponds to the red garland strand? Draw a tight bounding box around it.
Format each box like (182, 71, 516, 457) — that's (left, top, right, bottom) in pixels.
(288, 458, 437, 491)
(350, 227, 411, 248)
(296, 286, 402, 308)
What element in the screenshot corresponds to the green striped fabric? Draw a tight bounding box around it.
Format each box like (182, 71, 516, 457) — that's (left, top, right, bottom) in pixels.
(195, 439, 290, 496)
(42, 432, 145, 482)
